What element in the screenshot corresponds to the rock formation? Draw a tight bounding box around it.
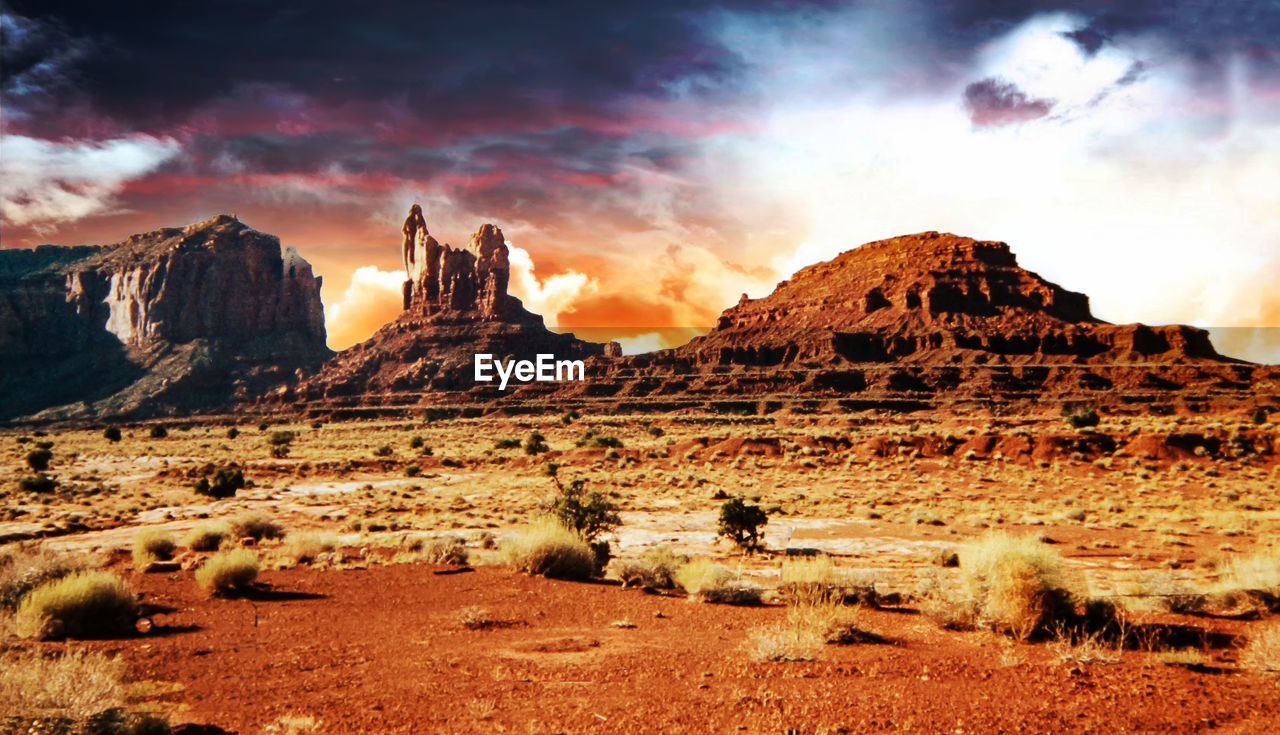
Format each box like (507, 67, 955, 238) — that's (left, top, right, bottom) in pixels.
(539, 232, 1276, 415)
(288, 206, 614, 405)
(0, 215, 331, 421)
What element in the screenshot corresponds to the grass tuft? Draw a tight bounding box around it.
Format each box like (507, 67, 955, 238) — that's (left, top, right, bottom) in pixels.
(185, 522, 232, 552)
(0, 544, 90, 611)
(195, 549, 260, 596)
(676, 558, 763, 605)
(421, 536, 469, 565)
(132, 529, 177, 569)
(14, 571, 139, 639)
(500, 518, 598, 580)
(231, 511, 284, 541)
(958, 531, 1074, 640)
(611, 546, 688, 589)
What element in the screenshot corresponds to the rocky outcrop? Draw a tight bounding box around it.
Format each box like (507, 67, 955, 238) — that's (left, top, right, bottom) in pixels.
(0, 215, 331, 421)
(287, 208, 613, 404)
(536, 232, 1276, 414)
(403, 221, 514, 317)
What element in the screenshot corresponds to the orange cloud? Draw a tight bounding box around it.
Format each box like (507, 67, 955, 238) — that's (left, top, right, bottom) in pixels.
(323, 266, 405, 350)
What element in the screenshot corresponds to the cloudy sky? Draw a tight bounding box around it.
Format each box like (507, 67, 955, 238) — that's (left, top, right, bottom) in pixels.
(3, 1, 1278, 359)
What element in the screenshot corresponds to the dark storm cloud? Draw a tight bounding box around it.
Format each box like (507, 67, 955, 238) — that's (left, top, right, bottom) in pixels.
(1, 0, 758, 138)
(963, 78, 1053, 126)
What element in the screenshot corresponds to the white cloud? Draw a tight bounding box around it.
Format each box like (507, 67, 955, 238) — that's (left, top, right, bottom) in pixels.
(323, 265, 406, 350)
(506, 243, 595, 327)
(0, 134, 181, 227)
(697, 9, 1280, 360)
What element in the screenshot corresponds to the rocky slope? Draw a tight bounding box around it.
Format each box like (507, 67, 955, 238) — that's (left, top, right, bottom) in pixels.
(285, 213, 614, 405)
(530, 232, 1276, 415)
(0, 215, 331, 421)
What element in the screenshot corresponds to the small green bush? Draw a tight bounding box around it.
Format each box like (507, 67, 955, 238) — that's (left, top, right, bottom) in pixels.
(548, 478, 620, 542)
(185, 522, 231, 551)
(26, 448, 52, 471)
(132, 530, 177, 568)
(575, 430, 623, 449)
(148, 425, 167, 439)
(410, 435, 425, 449)
(405, 464, 422, 477)
(1252, 407, 1270, 425)
(226, 426, 240, 439)
(494, 437, 522, 449)
(194, 468, 245, 499)
(268, 430, 296, 446)
(501, 518, 598, 580)
(103, 427, 122, 442)
(1065, 407, 1100, 429)
(18, 474, 58, 493)
(195, 549, 259, 596)
(373, 444, 394, 457)
(14, 571, 138, 639)
(522, 431, 549, 455)
(717, 497, 769, 550)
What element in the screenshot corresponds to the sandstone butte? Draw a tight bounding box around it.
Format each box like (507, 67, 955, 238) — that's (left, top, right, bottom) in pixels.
(0, 215, 330, 421)
(284, 211, 1279, 418)
(3, 210, 1277, 422)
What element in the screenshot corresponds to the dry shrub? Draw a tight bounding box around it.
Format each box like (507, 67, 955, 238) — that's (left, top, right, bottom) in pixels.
(611, 546, 688, 589)
(500, 518, 598, 580)
(132, 529, 177, 569)
(458, 605, 500, 630)
(14, 571, 139, 639)
(1213, 548, 1280, 614)
(779, 556, 878, 607)
(1243, 621, 1280, 676)
(676, 559, 763, 605)
(196, 549, 260, 596)
(284, 533, 338, 564)
(265, 714, 321, 734)
(0, 544, 90, 611)
(421, 536, 469, 565)
(185, 522, 232, 552)
(0, 648, 127, 720)
(960, 532, 1074, 640)
(744, 622, 824, 662)
(231, 511, 283, 541)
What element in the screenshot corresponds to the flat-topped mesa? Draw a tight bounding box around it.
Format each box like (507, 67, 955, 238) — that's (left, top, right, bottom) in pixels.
(673, 230, 1231, 368)
(402, 209, 515, 318)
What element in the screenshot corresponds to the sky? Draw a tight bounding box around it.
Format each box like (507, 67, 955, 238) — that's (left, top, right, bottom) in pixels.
(2, 1, 1279, 360)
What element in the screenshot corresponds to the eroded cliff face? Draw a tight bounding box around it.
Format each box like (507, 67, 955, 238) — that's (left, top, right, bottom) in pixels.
(0, 214, 331, 420)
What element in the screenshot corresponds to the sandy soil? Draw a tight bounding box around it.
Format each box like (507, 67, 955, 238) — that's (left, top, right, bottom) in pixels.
(41, 563, 1271, 734)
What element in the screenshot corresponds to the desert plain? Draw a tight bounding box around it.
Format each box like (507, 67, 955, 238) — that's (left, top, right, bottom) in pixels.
(4, 405, 1280, 734)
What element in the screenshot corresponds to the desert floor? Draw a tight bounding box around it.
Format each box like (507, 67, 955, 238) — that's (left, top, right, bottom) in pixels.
(3, 410, 1280, 732)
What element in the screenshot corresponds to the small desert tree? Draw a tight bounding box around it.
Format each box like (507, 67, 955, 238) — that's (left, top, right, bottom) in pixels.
(523, 431, 549, 455)
(717, 497, 769, 551)
(543, 463, 620, 542)
(102, 427, 122, 443)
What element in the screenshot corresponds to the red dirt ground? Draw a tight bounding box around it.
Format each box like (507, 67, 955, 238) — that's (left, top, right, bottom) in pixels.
(62, 563, 1280, 734)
